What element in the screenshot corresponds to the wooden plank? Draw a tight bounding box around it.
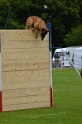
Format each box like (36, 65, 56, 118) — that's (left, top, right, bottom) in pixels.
(2, 58, 50, 71)
(2, 93, 50, 106)
(0, 30, 34, 37)
(1, 40, 49, 49)
(2, 80, 50, 90)
(2, 69, 50, 83)
(2, 101, 50, 111)
(1, 37, 47, 42)
(2, 47, 49, 53)
(2, 49, 49, 60)
(1, 30, 36, 40)
(2, 86, 50, 98)
(1, 30, 48, 41)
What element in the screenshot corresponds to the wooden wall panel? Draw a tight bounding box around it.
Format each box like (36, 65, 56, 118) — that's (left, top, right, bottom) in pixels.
(1, 30, 50, 111)
(2, 86, 50, 98)
(2, 59, 49, 71)
(2, 101, 50, 112)
(2, 80, 49, 90)
(2, 50, 49, 60)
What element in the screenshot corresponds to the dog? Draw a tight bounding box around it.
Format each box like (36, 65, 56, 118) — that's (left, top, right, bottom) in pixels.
(25, 16, 49, 40)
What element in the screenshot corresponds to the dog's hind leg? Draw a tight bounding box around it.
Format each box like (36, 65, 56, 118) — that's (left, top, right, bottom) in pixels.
(31, 23, 34, 31)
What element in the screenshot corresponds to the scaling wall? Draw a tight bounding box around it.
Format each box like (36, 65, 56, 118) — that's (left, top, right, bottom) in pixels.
(0, 30, 51, 112)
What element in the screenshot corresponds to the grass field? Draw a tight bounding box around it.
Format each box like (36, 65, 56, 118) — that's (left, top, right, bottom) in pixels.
(0, 68, 82, 124)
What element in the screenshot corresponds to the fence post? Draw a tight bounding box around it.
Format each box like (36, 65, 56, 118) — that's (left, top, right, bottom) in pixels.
(47, 22, 53, 106)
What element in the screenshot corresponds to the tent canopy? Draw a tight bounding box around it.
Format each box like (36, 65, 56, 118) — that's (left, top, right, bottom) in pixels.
(74, 47, 82, 69)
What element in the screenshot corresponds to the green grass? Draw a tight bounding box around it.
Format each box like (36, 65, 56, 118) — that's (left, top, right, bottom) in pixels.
(0, 68, 82, 124)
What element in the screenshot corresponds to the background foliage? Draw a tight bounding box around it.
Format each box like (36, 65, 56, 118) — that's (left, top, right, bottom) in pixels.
(0, 0, 82, 47)
(64, 25, 82, 46)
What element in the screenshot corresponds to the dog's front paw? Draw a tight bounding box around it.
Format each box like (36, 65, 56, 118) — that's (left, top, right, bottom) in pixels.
(35, 36, 38, 39)
(31, 28, 34, 31)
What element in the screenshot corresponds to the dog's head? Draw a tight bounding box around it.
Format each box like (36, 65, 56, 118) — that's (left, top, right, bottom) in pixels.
(41, 28, 49, 40)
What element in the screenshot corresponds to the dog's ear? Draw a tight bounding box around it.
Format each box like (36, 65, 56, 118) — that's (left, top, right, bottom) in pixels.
(42, 28, 44, 32)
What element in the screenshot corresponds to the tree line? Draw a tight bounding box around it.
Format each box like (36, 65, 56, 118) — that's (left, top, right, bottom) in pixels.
(0, 0, 82, 47)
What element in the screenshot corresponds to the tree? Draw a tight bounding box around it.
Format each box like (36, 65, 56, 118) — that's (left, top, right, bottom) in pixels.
(0, 0, 10, 29)
(64, 25, 82, 46)
(7, 0, 32, 29)
(49, 0, 80, 47)
(78, 0, 82, 23)
(0, 0, 81, 47)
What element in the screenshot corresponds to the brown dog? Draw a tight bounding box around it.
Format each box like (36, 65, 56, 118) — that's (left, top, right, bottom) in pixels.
(25, 16, 49, 40)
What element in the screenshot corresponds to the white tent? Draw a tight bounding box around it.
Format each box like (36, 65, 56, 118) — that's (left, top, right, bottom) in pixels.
(74, 47, 82, 69)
